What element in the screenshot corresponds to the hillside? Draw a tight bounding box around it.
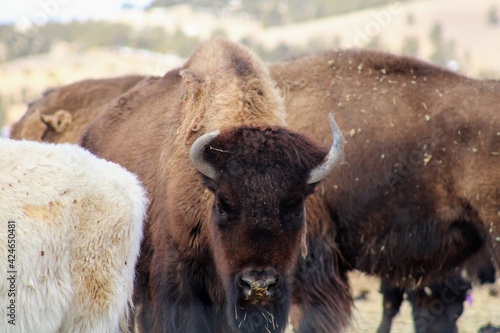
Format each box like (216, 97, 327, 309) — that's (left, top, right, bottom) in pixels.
(1, 0, 499, 129)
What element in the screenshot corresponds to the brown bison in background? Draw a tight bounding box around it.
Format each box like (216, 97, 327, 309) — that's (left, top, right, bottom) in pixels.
(11, 44, 500, 332)
(80, 39, 347, 333)
(271, 50, 499, 332)
(10, 75, 143, 143)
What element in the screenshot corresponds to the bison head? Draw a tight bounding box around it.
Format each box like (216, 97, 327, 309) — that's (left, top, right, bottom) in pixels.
(190, 114, 343, 332)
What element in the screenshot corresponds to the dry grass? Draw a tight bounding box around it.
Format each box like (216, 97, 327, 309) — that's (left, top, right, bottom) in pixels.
(346, 271, 500, 333)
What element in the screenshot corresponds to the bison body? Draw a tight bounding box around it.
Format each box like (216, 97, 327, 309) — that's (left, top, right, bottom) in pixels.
(10, 75, 144, 143)
(0, 138, 147, 333)
(81, 39, 346, 333)
(271, 49, 499, 284)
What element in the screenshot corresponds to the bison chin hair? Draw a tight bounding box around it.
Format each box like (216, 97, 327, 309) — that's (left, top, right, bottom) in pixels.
(226, 281, 291, 333)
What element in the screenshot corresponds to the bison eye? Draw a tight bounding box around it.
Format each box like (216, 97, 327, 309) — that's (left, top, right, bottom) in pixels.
(215, 203, 227, 217)
(293, 208, 304, 219)
(214, 203, 229, 226)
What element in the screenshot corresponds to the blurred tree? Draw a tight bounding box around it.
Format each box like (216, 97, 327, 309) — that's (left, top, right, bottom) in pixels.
(263, 4, 284, 26)
(406, 13, 415, 25)
(42, 21, 133, 48)
(401, 36, 419, 57)
(487, 6, 498, 26)
(167, 28, 201, 57)
(210, 28, 228, 38)
(429, 22, 442, 46)
(1, 24, 52, 61)
(134, 26, 169, 52)
(366, 35, 385, 51)
(149, 0, 230, 9)
(429, 22, 456, 66)
(149, 0, 410, 24)
(307, 37, 327, 53)
(332, 35, 342, 49)
(0, 95, 6, 131)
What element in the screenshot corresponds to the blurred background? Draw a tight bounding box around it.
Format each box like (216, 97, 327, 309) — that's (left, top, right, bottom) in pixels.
(1, 0, 499, 131)
(1, 1, 500, 331)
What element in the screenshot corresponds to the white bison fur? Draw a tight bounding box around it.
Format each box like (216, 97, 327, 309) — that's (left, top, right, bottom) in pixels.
(0, 138, 147, 333)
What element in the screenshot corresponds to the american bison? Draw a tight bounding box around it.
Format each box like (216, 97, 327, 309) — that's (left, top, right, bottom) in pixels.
(0, 138, 147, 333)
(80, 39, 347, 333)
(271, 49, 499, 332)
(10, 75, 144, 143)
(11, 44, 500, 332)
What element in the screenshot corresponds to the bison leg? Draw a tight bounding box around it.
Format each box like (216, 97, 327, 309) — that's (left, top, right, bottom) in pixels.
(134, 300, 154, 333)
(147, 250, 231, 333)
(293, 235, 352, 333)
(376, 279, 405, 333)
(410, 274, 471, 333)
(478, 259, 496, 285)
(133, 237, 155, 333)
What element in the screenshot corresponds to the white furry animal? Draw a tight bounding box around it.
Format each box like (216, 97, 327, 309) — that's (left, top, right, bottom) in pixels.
(0, 138, 147, 333)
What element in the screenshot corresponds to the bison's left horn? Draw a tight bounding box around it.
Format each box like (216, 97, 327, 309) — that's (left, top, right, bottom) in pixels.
(307, 113, 344, 184)
(190, 130, 220, 179)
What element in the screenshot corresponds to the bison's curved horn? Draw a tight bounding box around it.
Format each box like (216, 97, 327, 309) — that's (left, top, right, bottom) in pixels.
(307, 113, 344, 184)
(190, 130, 220, 179)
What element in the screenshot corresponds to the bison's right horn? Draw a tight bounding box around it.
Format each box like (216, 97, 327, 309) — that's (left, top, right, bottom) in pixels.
(190, 130, 220, 179)
(307, 113, 344, 184)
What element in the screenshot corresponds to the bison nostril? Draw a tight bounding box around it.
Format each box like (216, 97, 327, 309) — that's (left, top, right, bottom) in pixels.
(238, 276, 251, 290)
(269, 277, 279, 288)
(238, 270, 280, 300)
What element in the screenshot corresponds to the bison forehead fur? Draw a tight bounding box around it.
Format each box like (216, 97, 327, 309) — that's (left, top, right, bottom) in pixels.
(204, 126, 328, 181)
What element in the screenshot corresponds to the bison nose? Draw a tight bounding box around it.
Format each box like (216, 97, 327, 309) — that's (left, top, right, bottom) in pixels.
(238, 269, 280, 300)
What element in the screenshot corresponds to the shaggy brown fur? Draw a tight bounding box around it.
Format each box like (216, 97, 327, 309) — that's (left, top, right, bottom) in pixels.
(271, 49, 500, 283)
(81, 39, 348, 333)
(12, 46, 499, 332)
(271, 50, 500, 332)
(10, 75, 144, 143)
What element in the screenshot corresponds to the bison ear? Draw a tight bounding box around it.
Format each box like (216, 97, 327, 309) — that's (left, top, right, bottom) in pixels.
(14, 110, 48, 141)
(179, 69, 205, 100)
(40, 110, 72, 134)
(180, 69, 204, 84)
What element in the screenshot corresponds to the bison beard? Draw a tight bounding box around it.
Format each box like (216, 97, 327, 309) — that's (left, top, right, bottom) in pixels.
(228, 282, 290, 333)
